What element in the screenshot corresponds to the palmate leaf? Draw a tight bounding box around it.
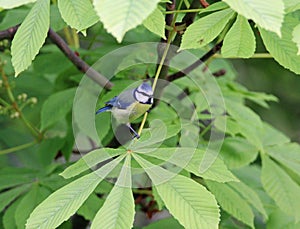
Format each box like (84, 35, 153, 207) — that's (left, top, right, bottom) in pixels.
(261, 155, 300, 221)
(60, 148, 124, 179)
(91, 155, 134, 229)
(259, 14, 300, 75)
(223, 0, 284, 37)
(180, 8, 235, 50)
(0, 184, 30, 212)
(11, 0, 50, 76)
(143, 8, 166, 39)
(15, 185, 51, 229)
(57, 0, 99, 34)
(228, 181, 268, 219)
(283, 0, 300, 13)
(206, 180, 255, 228)
(26, 156, 124, 229)
(133, 154, 220, 229)
(292, 24, 300, 55)
(136, 147, 237, 182)
(0, 0, 36, 9)
(93, 0, 160, 42)
(220, 137, 258, 169)
(221, 15, 256, 58)
(266, 143, 300, 177)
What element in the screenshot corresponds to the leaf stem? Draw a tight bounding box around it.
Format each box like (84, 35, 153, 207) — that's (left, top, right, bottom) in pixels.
(0, 64, 42, 140)
(0, 97, 10, 107)
(72, 28, 80, 49)
(0, 141, 36, 155)
(164, 8, 203, 14)
(213, 53, 273, 58)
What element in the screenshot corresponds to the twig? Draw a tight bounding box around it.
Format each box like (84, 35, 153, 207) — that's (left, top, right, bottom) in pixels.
(0, 141, 36, 155)
(48, 29, 113, 89)
(166, 41, 223, 81)
(0, 26, 113, 89)
(199, 0, 210, 8)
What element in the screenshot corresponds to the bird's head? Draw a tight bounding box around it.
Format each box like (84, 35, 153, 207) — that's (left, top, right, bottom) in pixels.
(134, 82, 153, 105)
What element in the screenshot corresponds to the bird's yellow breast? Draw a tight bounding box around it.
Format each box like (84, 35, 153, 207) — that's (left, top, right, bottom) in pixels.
(111, 102, 151, 123)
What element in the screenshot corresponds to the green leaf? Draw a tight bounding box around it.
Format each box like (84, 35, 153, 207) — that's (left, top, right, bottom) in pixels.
(60, 148, 124, 179)
(0, 184, 29, 212)
(222, 15, 256, 58)
(11, 0, 50, 76)
(137, 147, 238, 182)
(259, 14, 300, 74)
(261, 155, 300, 221)
(228, 181, 268, 219)
(93, 0, 160, 42)
(292, 24, 300, 55)
(284, 0, 300, 13)
(77, 193, 104, 221)
(41, 88, 76, 130)
(206, 180, 254, 228)
(0, 171, 35, 191)
(58, 0, 99, 34)
(143, 8, 166, 39)
(37, 137, 65, 166)
(15, 185, 51, 229)
(0, 0, 36, 9)
(131, 120, 180, 150)
(180, 8, 235, 50)
(225, 100, 263, 149)
(144, 217, 183, 229)
(266, 143, 300, 178)
(220, 137, 258, 169)
(260, 122, 290, 146)
(223, 0, 284, 36)
(91, 155, 134, 229)
(199, 1, 229, 15)
(3, 196, 23, 229)
(134, 154, 220, 229)
(26, 156, 124, 229)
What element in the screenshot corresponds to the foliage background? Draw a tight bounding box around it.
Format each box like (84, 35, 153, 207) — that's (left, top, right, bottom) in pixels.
(0, 0, 300, 229)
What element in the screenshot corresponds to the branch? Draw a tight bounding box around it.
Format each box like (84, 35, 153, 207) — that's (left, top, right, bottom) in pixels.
(48, 29, 113, 89)
(166, 41, 223, 81)
(0, 26, 113, 89)
(199, 0, 210, 8)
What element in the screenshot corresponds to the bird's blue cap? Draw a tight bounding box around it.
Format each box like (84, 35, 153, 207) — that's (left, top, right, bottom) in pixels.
(138, 82, 153, 93)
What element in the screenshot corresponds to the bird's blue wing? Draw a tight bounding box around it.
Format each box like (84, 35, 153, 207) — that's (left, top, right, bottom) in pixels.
(105, 96, 118, 106)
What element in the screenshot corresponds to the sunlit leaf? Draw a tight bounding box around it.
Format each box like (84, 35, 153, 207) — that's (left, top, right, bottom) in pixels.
(11, 0, 50, 76)
(223, 0, 284, 36)
(93, 0, 160, 42)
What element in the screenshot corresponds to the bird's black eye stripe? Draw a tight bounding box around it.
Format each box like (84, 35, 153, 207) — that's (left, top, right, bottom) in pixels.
(136, 89, 153, 97)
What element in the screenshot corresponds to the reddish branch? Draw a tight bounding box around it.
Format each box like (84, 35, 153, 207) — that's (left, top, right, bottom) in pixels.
(0, 26, 113, 89)
(199, 0, 210, 8)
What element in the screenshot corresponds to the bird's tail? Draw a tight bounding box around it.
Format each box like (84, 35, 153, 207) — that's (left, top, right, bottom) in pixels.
(95, 106, 111, 114)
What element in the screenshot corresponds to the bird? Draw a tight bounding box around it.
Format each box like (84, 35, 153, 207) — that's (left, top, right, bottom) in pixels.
(96, 82, 154, 138)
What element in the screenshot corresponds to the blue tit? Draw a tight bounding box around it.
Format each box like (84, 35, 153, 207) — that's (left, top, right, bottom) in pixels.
(96, 82, 153, 138)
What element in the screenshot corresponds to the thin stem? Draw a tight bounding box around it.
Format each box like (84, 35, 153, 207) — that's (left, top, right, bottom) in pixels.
(72, 28, 80, 49)
(213, 53, 273, 59)
(0, 97, 10, 107)
(132, 189, 153, 195)
(199, 122, 213, 138)
(164, 8, 203, 14)
(0, 141, 36, 155)
(1, 65, 42, 139)
(63, 27, 73, 46)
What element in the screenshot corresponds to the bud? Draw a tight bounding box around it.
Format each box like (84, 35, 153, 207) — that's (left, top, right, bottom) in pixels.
(30, 97, 38, 104)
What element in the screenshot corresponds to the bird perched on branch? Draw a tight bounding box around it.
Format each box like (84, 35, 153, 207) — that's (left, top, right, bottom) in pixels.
(96, 82, 153, 138)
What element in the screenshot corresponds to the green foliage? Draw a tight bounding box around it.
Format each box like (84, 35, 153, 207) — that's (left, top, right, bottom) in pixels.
(57, 0, 98, 34)
(221, 15, 256, 58)
(1, 0, 300, 228)
(93, 0, 161, 42)
(180, 9, 235, 50)
(223, 0, 284, 36)
(11, 0, 50, 76)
